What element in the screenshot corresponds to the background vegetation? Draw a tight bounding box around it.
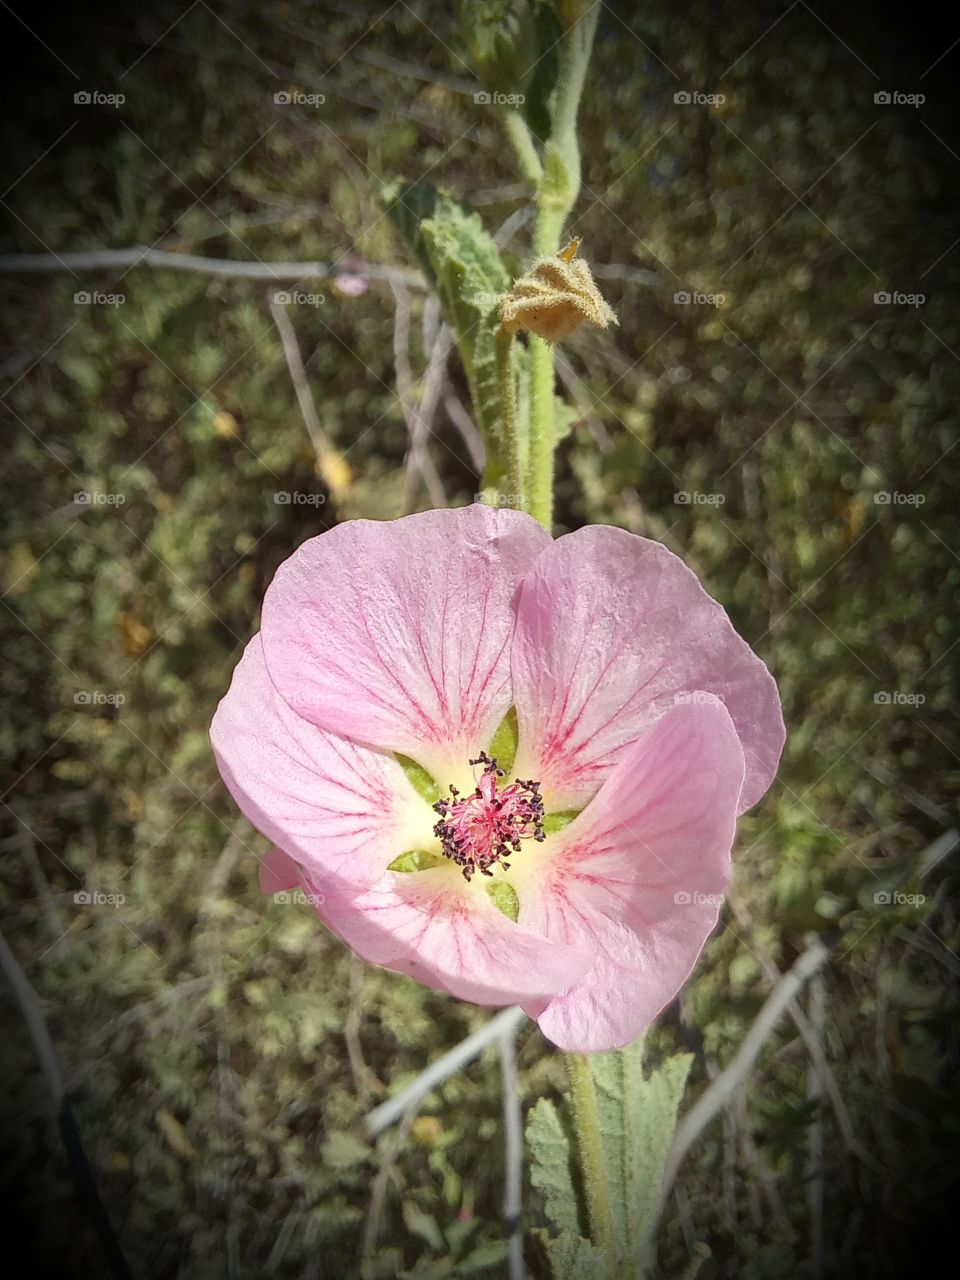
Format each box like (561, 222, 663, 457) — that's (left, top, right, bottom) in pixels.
(1, 2, 957, 1277)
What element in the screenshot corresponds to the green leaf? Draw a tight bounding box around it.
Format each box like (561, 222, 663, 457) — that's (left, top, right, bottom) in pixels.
(388, 850, 444, 873)
(486, 879, 519, 921)
(488, 706, 519, 774)
(543, 810, 579, 834)
(587, 1041, 694, 1264)
(522, 3, 563, 141)
(553, 394, 579, 444)
(321, 1130, 370, 1169)
(531, 1229, 609, 1280)
(459, 1, 561, 141)
(526, 1098, 581, 1237)
(401, 1202, 446, 1253)
(455, 1240, 510, 1273)
(395, 753, 441, 805)
(385, 184, 511, 463)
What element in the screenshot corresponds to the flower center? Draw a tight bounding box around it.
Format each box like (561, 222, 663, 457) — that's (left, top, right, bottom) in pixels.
(432, 751, 545, 881)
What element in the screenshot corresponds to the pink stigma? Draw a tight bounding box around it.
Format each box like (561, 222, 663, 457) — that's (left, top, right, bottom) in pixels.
(433, 752, 545, 881)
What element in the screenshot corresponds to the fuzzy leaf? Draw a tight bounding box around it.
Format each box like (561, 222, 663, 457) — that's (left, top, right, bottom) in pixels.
(531, 1229, 609, 1280)
(526, 1097, 581, 1237)
(386, 184, 510, 460)
(587, 1041, 694, 1262)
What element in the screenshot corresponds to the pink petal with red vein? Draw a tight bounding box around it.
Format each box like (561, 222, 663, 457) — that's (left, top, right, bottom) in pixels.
(516, 700, 745, 1050)
(511, 525, 784, 814)
(211, 637, 429, 893)
(260, 505, 551, 779)
(292, 867, 594, 1006)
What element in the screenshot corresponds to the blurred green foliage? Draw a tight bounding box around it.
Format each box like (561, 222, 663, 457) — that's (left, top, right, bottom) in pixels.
(1, 2, 957, 1277)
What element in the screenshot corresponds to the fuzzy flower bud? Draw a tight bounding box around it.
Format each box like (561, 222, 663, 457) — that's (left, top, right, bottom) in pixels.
(498, 238, 617, 343)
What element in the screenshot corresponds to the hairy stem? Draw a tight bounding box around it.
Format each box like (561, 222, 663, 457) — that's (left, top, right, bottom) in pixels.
(527, 336, 555, 528)
(503, 108, 543, 186)
(567, 1052, 617, 1262)
(525, 5, 600, 529)
(495, 324, 526, 510)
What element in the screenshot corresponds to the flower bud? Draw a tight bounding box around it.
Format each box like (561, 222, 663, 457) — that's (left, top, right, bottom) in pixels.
(498, 238, 617, 343)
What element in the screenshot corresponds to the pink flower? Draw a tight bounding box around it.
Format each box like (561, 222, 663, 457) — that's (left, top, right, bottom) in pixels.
(332, 273, 368, 298)
(211, 506, 784, 1051)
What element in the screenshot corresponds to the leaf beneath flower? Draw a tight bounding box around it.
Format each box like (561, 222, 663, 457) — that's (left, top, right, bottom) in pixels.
(488, 705, 519, 775)
(486, 879, 520, 921)
(543, 810, 579, 833)
(387, 849, 444, 873)
(395, 754, 441, 805)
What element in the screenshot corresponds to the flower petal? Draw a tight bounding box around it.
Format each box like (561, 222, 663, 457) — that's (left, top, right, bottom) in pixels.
(211, 637, 432, 892)
(292, 865, 594, 1006)
(259, 846, 301, 894)
(260, 505, 551, 779)
(515, 700, 745, 1050)
(511, 525, 784, 813)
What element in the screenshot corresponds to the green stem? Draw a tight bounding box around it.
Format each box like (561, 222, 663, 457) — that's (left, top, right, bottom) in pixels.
(502, 108, 542, 187)
(567, 1053, 617, 1262)
(527, 335, 554, 528)
(495, 324, 526, 510)
(524, 5, 600, 529)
